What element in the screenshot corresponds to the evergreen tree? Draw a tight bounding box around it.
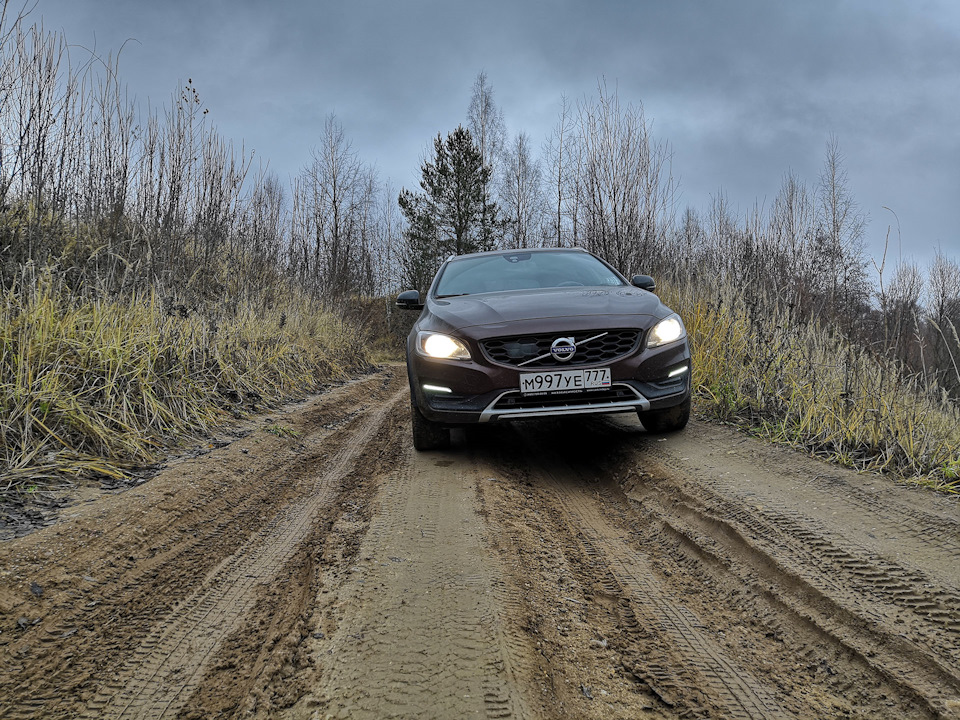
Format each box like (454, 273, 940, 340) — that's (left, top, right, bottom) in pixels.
(397, 192, 440, 292)
(398, 126, 499, 289)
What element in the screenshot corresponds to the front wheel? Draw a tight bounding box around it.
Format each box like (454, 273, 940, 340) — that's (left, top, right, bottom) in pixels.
(411, 404, 450, 451)
(637, 397, 690, 433)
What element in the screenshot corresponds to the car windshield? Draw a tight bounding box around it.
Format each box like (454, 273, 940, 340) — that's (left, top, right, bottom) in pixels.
(434, 251, 625, 298)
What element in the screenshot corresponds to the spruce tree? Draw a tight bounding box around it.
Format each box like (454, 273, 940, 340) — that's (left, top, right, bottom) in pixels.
(398, 126, 499, 289)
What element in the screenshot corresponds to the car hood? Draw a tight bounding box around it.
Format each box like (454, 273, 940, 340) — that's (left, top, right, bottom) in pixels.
(427, 287, 667, 332)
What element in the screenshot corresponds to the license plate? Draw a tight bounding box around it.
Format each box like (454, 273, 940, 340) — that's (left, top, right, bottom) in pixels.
(519, 368, 611, 395)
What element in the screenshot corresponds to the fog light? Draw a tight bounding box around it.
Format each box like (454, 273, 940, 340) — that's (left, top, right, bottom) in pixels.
(668, 364, 689, 378)
(423, 384, 452, 394)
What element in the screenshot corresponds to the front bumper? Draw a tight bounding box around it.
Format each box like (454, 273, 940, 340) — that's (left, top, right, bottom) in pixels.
(408, 341, 691, 426)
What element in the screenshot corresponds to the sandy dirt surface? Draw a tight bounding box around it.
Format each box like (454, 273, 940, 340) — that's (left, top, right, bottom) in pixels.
(1, 365, 958, 719)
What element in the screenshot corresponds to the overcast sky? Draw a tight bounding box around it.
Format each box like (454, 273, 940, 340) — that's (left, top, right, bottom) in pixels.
(31, 0, 960, 270)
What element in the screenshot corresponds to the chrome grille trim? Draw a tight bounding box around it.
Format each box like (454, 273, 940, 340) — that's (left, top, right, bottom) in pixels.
(481, 329, 641, 368)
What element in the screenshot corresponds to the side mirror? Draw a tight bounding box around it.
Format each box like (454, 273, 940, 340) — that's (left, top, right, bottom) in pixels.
(631, 274, 656, 292)
(396, 289, 423, 309)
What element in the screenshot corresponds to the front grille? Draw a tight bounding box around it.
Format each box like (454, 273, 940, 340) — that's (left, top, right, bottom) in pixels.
(481, 329, 641, 368)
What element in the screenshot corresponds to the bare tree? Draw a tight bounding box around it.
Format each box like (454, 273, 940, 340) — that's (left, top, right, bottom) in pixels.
(769, 171, 814, 265)
(768, 170, 815, 310)
(815, 135, 868, 314)
(81, 51, 135, 230)
(467, 71, 505, 248)
(884, 260, 925, 369)
(501, 132, 542, 249)
(242, 169, 287, 271)
(287, 173, 311, 288)
(926, 250, 960, 393)
(672, 206, 707, 283)
(706, 191, 741, 279)
(541, 95, 573, 247)
(296, 114, 378, 299)
(573, 81, 675, 273)
(7, 23, 69, 214)
(368, 180, 402, 296)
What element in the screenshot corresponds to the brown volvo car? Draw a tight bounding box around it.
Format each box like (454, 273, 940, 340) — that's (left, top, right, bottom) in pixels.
(396, 247, 691, 450)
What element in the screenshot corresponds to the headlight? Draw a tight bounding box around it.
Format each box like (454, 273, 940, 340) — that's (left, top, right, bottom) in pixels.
(417, 331, 472, 360)
(646, 314, 686, 348)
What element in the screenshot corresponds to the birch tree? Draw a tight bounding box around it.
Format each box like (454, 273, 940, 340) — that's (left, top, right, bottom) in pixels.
(574, 82, 675, 273)
(815, 135, 868, 313)
(501, 132, 542, 249)
(467, 71, 505, 249)
(298, 114, 377, 298)
(542, 95, 573, 247)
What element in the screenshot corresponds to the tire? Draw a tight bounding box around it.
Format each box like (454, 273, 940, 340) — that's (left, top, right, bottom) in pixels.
(637, 396, 690, 433)
(411, 404, 451, 451)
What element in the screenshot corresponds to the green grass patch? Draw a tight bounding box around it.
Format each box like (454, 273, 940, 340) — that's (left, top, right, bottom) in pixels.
(264, 424, 301, 439)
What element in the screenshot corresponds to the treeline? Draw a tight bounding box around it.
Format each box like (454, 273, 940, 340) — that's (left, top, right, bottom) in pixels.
(397, 77, 676, 292)
(0, 6, 399, 306)
(657, 173, 960, 403)
(395, 74, 960, 404)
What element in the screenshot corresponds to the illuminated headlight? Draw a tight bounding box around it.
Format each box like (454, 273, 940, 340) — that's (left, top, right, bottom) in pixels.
(646, 314, 686, 349)
(417, 331, 472, 360)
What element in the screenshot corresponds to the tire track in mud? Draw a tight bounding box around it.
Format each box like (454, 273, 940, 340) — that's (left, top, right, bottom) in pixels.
(632, 486, 960, 718)
(78, 383, 409, 720)
(638, 476, 960, 658)
(762, 510, 960, 642)
(619, 423, 960, 716)
(636, 422, 960, 581)
(297, 444, 532, 720)
(509, 433, 789, 720)
(0, 371, 404, 720)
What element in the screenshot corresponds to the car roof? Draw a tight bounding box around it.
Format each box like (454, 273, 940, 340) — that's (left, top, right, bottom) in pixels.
(445, 247, 589, 263)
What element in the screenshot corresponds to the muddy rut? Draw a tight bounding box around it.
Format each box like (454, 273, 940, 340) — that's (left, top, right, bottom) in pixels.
(1, 365, 958, 719)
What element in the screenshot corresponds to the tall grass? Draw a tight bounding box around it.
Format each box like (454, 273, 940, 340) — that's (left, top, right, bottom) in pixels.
(0, 266, 370, 488)
(662, 281, 960, 492)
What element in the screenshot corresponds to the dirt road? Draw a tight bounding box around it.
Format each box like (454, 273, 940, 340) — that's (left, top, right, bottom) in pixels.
(1, 365, 958, 719)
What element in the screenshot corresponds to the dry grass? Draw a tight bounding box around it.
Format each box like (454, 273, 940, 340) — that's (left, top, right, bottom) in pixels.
(663, 281, 960, 493)
(0, 267, 370, 488)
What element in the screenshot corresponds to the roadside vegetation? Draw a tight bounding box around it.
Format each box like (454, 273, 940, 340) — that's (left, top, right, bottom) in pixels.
(1, 263, 366, 486)
(0, 5, 373, 494)
(666, 281, 960, 491)
(1, 3, 957, 496)
(645, 169, 960, 490)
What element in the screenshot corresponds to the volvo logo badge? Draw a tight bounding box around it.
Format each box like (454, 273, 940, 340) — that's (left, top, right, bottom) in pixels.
(550, 337, 577, 362)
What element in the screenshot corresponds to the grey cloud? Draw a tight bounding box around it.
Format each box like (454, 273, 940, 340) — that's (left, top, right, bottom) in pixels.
(30, 0, 960, 264)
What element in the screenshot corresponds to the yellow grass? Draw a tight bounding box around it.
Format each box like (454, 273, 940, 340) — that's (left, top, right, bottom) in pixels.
(0, 268, 370, 487)
(663, 282, 960, 492)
